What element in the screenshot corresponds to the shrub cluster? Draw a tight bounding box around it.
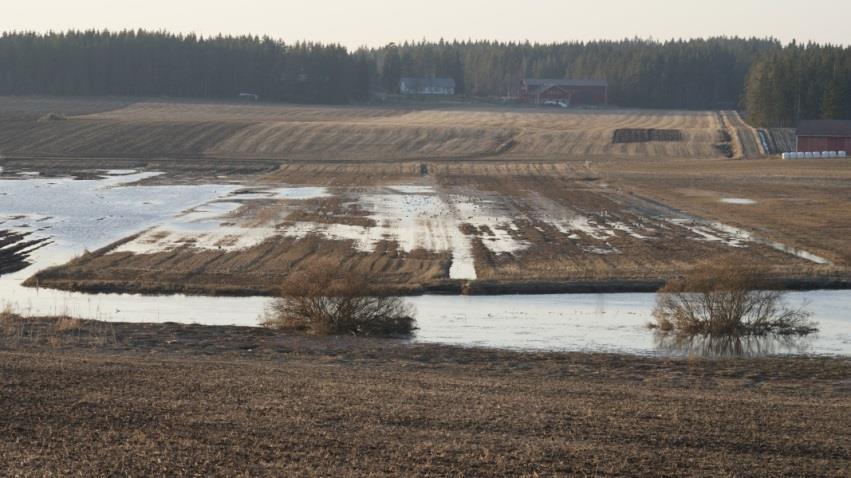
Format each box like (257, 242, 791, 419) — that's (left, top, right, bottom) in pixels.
(651, 259, 816, 337)
(264, 266, 416, 338)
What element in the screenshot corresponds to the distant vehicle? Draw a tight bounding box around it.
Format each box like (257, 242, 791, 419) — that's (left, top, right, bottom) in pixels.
(543, 100, 569, 108)
(238, 93, 260, 101)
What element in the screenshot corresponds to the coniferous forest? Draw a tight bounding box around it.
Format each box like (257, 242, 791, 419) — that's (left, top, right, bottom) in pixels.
(0, 31, 848, 126)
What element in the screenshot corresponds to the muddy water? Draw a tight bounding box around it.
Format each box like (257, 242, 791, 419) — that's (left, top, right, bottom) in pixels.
(1, 173, 849, 356)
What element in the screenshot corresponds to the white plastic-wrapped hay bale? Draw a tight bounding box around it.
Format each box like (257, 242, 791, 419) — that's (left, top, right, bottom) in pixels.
(828, 151, 838, 158)
(840, 151, 848, 158)
(781, 152, 791, 160)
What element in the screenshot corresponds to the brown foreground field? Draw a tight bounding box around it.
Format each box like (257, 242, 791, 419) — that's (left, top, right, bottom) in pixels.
(1, 316, 849, 477)
(2, 96, 850, 295)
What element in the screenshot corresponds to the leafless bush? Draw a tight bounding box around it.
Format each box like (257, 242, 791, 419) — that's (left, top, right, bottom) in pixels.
(651, 259, 816, 337)
(264, 266, 416, 337)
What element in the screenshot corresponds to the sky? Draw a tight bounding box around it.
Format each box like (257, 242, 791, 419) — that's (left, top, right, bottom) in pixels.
(5, 0, 850, 48)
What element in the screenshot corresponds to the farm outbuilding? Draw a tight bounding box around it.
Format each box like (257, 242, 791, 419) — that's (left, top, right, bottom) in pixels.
(519, 79, 608, 107)
(796, 120, 851, 153)
(399, 78, 456, 95)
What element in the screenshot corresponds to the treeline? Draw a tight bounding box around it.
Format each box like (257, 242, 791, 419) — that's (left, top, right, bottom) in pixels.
(744, 43, 851, 127)
(0, 31, 848, 125)
(377, 38, 778, 109)
(0, 31, 370, 103)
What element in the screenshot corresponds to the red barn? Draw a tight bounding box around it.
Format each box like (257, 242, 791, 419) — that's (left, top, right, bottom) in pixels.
(518, 79, 608, 106)
(796, 120, 851, 153)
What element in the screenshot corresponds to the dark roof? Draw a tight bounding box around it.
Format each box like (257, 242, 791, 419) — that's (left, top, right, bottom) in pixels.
(400, 77, 456, 89)
(797, 120, 851, 137)
(523, 79, 607, 87)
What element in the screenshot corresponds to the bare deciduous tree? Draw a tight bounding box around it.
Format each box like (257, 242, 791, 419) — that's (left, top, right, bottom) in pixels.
(652, 259, 816, 337)
(264, 265, 416, 337)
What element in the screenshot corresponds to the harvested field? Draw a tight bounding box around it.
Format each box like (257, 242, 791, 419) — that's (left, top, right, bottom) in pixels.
(0, 96, 133, 118)
(0, 119, 252, 159)
(720, 110, 764, 158)
(606, 158, 851, 267)
(1, 318, 849, 477)
(0, 97, 759, 161)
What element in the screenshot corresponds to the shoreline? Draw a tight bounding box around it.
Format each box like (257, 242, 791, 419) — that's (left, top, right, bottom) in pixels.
(22, 274, 851, 298)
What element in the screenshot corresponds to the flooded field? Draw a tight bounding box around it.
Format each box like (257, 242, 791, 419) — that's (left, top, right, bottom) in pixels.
(2, 94, 850, 359)
(0, 170, 847, 356)
(7, 168, 842, 297)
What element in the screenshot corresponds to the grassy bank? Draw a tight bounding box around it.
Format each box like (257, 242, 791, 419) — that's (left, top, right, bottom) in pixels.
(1, 317, 849, 476)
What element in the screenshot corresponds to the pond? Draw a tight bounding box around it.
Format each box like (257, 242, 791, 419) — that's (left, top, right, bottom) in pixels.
(2, 172, 849, 357)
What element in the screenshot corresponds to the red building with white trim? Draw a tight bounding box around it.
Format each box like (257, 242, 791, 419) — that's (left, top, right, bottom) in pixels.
(518, 79, 608, 106)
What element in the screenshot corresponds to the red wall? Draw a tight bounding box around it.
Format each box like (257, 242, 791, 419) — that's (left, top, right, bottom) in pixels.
(797, 136, 851, 152)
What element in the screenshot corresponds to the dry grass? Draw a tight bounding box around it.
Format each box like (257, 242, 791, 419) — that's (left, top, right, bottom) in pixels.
(0, 318, 849, 477)
(0, 311, 117, 347)
(54, 316, 83, 332)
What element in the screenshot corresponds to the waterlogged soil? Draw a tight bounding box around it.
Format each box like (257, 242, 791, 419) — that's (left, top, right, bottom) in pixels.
(17, 173, 849, 297)
(1, 317, 849, 477)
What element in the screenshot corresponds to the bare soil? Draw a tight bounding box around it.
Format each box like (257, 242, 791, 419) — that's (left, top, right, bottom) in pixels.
(1, 316, 849, 477)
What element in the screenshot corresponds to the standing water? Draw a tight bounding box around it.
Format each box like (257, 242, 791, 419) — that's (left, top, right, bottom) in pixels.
(1, 172, 849, 356)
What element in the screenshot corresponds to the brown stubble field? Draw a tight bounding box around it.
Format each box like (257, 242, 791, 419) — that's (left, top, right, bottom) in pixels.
(2, 96, 850, 295)
(1, 317, 850, 477)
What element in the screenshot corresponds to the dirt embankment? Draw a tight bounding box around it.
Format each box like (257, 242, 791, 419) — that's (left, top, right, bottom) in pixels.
(1, 317, 849, 477)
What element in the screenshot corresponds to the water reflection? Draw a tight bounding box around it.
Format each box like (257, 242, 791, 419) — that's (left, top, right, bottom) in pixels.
(654, 332, 813, 358)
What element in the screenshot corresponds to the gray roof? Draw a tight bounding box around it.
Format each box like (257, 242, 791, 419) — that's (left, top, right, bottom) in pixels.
(400, 77, 456, 89)
(797, 120, 851, 137)
(523, 79, 608, 87)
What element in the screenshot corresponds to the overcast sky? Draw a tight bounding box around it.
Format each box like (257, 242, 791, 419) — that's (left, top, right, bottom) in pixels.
(6, 0, 850, 48)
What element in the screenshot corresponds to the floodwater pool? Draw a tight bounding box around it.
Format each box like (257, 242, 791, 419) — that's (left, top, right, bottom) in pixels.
(1, 171, 849, 357)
